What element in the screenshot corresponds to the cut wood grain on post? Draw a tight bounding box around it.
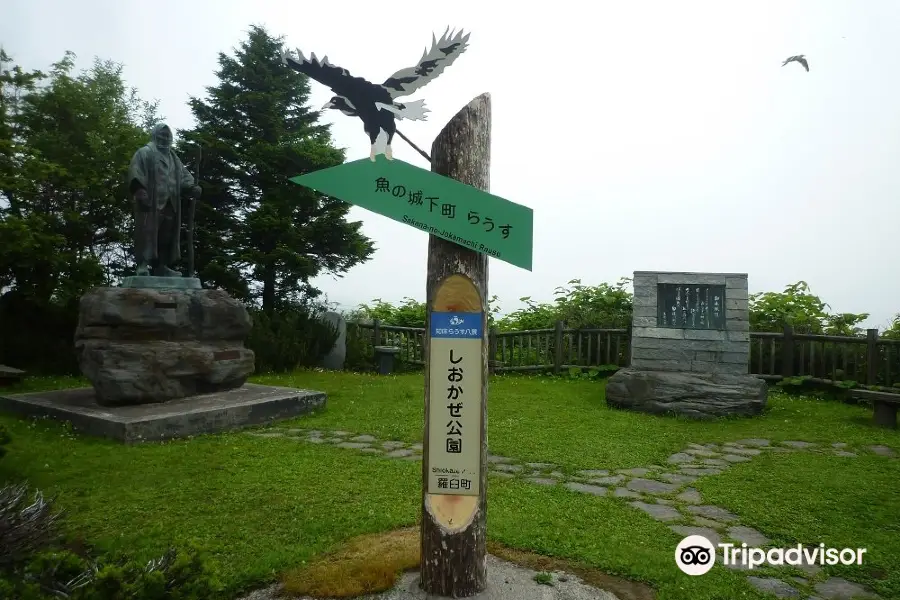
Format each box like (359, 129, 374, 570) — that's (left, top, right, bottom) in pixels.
(420, 93, 491, 597)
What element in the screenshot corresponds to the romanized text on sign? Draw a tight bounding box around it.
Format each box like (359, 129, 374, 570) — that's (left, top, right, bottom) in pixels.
(427, 311, 484, 496)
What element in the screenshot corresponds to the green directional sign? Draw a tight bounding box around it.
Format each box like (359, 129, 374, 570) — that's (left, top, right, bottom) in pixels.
(289, 158, 533, 271)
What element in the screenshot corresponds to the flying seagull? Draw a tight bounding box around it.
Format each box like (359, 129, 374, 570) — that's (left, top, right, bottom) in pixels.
(282, 28, 471, 161)
(782, 54, 809, 71)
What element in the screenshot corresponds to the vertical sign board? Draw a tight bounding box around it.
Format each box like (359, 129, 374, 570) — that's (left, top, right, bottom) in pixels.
(427, 310, 483, 496)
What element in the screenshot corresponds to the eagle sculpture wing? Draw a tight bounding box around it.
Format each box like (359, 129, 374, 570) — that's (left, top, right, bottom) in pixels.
(281, 48, 370, 97)
(381, 27, 471, 99)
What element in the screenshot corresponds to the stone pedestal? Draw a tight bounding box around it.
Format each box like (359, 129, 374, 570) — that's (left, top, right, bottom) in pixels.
(606, 368, 767, 419)
(74, 285, 255, 407)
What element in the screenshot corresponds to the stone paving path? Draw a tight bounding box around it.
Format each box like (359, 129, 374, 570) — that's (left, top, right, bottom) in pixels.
(248, 428, 897, 600)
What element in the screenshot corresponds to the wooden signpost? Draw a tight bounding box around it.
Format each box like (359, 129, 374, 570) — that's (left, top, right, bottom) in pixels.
(420, 94, 491, 597)
(284, 29, 533, 598)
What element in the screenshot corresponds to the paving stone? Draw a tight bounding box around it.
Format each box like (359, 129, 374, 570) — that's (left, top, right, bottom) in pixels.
(685, 448, 720, 458)
(305, 437, 327, 444)
(249, 432, 284, 438)
(490, 471, 515, 478)
(385, 449, 415, 458)
(724, 560, 753, 571)
(526, 462, 556, 470)
(564, 482, 607, 496)
(769, 447, 797, 453)
(782, 440, 815, 449)
(305, 429, 323, 436)
(746, 576, 800, 598)
(326, 438, 344, 443)
(494, 463, 524, 473)
(832, 442, 848, 448)
(869, 445, 896, 457)
(548, 471, 566, 479)
(701, 458, 729, 466)
(613, 487, 642, 498)
(617, 467, 652, 476)
(630, 501, 681, 521)
(814, 577, 879, 599)
(686, 505, 738, 522)
(627, 478, 678, 494)
(680, 467, 723, 476)
(676, 488, 702, 504)
(332, 431, 351, 436)
(834, 451, 858, 457)
(589, 475, 625, 485)
(659, 472, 697, 484)
(692, 517, 726, 529)
(411, 443, 423, 451)
(790, 576, 808, 586)
(654, 498, 674, 505)
(702, 443, 721, 450)
(669, 525, 722, 546)
(727, 525, 771, 546)
(576, 469, 610, 478)
(488, 454, 513, 464)
(735, 438, 770, 447)
(722, 454, 751, 463)
(336, 442, 370, 449)
(283, 428, 307, 435)
(667, 453, 695, 464)
(724, 447, 762, 456)
(360, 447, 383, 454)
(382, 441, 406, 450)
(350, 434, 377, 443)
(526, 477, 557, 486)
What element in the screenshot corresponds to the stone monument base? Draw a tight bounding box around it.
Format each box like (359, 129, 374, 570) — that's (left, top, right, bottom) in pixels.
(0, 383, 326, 443)
(75, 286, 255, 406)
(605, 368, 767, 419)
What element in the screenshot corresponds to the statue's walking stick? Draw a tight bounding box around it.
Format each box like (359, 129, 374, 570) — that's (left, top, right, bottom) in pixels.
(187, 145, 201, 277)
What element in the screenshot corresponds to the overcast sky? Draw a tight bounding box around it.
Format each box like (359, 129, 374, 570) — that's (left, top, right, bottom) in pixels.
(4, 1, 899, 328)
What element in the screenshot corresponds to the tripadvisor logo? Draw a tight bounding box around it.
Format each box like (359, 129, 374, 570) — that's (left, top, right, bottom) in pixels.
(675, 535, 867, 575)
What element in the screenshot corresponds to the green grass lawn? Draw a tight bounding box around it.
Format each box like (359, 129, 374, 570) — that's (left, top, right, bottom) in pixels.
(2, 370, 899, 599)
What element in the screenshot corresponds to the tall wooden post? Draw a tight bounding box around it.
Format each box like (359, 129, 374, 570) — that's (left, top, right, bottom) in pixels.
(420, 93, 490, 597)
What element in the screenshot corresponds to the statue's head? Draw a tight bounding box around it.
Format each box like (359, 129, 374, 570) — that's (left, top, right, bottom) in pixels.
(151, 123, 173, 151)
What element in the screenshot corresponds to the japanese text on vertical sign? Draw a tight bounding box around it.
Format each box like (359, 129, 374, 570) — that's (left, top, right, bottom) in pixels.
(447, 349, 463, 454)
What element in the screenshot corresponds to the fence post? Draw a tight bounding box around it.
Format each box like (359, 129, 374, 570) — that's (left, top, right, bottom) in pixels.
(488, 327, 498, 374)
(553, 320, 564, 374)
(781, 325, 794, 377)
(373, 319, 381, 348)
(866, 328, 879, 385)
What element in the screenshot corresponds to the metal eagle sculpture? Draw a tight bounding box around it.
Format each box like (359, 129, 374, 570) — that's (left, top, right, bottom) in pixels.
(281, 28, 471, 161)
(782, 54, 809, 71)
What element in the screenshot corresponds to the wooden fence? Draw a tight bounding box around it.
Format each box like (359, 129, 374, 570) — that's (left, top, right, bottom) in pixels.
(352, 320, 900, 389)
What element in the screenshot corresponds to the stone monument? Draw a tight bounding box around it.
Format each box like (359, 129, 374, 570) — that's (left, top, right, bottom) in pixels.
(0, 124, 326, 441)
(606, 271, 767, 418)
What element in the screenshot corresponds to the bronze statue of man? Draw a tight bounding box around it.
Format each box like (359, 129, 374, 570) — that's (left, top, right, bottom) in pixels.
(127, 123, 201, 277)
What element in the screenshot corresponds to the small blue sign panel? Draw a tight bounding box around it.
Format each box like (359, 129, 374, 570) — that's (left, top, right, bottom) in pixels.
(430, 311, 483, 339)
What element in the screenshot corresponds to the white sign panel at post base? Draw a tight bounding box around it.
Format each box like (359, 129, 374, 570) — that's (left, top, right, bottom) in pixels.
(427, 310, 483, 497)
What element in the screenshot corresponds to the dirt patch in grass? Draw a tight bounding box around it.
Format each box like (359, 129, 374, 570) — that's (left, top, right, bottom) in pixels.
(486, 542, 656, 600)
(280, 527, 655, 600)
(281, 527, 420, 598)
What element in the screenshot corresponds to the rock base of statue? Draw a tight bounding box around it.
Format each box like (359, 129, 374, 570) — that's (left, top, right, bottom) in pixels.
(605, 368, 767, 419)
(74, 285, 256, 407)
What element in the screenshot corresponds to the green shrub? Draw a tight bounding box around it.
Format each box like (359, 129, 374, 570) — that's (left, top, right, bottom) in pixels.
(0, 484, 63, 571)
(1, 544, 223, 599)
(0, 424, 10, 461)
(247, 302, 339, 373)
